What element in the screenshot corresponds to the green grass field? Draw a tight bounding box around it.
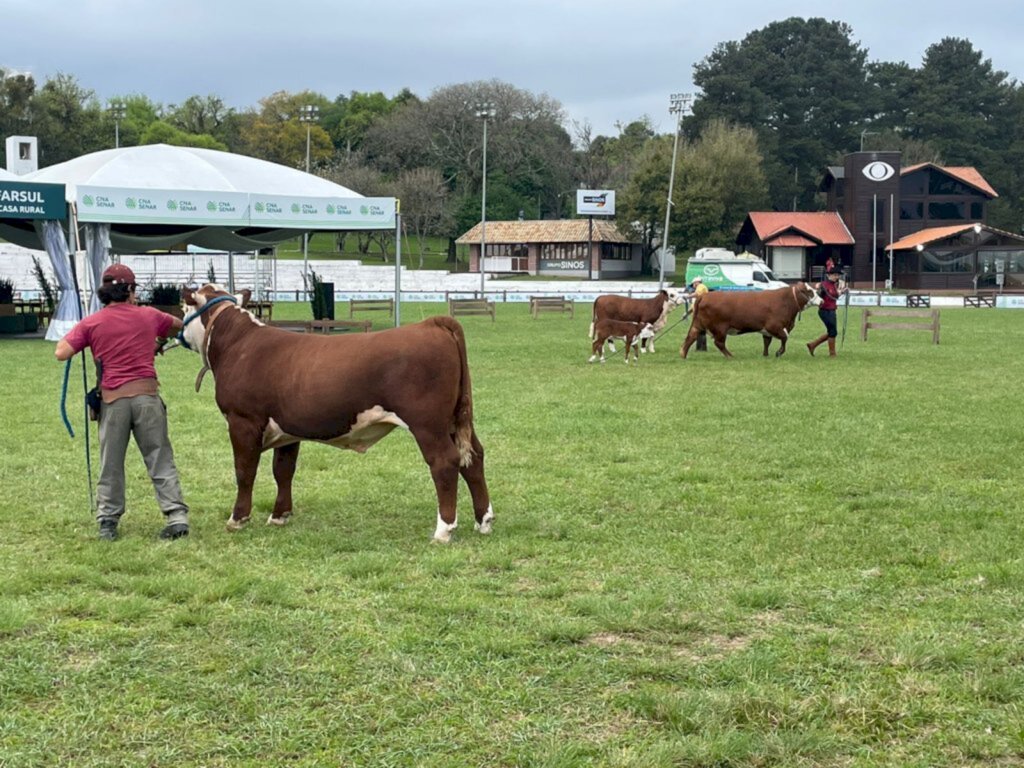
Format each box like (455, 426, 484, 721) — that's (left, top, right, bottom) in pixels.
(2, 304, 1023, 767)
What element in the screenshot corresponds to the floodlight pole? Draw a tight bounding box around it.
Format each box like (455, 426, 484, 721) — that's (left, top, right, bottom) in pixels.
(476, 103, 496, 297)
(659, 92, 692, 291)
(299, 104, 320, 296)
(109, 102, 126, 149)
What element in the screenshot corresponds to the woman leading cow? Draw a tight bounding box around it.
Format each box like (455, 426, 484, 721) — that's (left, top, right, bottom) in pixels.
(807, 263, 848, 357)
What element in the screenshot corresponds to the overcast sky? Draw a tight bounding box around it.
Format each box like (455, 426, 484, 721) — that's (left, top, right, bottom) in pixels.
(5, 0, 1024, 138)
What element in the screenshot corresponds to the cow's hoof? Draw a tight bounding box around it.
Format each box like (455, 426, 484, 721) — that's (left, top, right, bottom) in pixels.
(266, 515, 289, 526)
(474, 507, 495, 535)
(433, 515, 457, 543)
(225, 516, 249, 532)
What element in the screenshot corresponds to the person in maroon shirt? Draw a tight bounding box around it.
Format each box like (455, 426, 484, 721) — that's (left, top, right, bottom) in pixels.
(55, 264, 190, 541)
(807, 263, 848, 357)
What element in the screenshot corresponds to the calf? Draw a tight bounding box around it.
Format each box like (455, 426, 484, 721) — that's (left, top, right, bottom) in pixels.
(681, 282, 821, 359)
(590, 289, 683, 355)
(589, 320, 655, 364)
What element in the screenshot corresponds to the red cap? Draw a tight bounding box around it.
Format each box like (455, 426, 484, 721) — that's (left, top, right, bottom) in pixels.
(101, 263, 136, 285)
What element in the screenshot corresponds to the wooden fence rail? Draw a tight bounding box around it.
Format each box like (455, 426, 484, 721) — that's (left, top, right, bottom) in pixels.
(861, 308, 940, 344)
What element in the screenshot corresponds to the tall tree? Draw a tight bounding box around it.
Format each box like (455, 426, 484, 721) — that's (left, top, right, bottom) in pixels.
(238, 91, 333, 169)
(31, 73, 105, 165)
(693, 17, 871, 210)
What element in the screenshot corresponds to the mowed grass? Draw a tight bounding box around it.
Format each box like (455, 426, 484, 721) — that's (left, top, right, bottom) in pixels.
(1, 303, 1023, 767)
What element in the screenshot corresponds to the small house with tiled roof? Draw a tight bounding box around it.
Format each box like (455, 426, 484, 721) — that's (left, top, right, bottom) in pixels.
(456, 219, 642, 278)
(736, 212, 855, 281)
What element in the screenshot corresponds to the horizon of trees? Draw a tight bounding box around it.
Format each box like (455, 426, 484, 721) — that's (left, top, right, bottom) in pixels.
(3, 17, 1023, 268)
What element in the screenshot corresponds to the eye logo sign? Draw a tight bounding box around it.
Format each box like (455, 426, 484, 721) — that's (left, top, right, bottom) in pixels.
(863, 161, 895, 182)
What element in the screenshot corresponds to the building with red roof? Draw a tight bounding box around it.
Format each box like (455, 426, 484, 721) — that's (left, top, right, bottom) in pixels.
(739, 151, 1024, 290)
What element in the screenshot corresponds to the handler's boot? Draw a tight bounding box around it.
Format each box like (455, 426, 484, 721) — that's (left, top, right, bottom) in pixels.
(827, 338, 837, 357)
(807, 334, 828, 356)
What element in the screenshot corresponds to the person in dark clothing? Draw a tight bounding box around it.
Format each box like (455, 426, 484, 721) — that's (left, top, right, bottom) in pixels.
(807, 264, 847, 357)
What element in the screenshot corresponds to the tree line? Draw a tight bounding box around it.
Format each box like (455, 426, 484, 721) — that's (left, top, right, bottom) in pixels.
(2, 17, 1022, 268)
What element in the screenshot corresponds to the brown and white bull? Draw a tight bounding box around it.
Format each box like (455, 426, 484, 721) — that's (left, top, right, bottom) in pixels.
(589, 289, 683, 355)
(588, 320, 655, 364)
(680, 283, 821, 359)
(180, 285, 492, 543)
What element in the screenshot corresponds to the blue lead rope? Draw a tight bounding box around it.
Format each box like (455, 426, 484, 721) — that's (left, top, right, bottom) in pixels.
(60, 357, 75, 438)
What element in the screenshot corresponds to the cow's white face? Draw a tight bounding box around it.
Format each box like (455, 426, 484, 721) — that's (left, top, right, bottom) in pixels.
(802, 283, 823, 307)
(665, 289, 684, 307)
(638, 323, 656, 340)
(180, 284, 245, 353)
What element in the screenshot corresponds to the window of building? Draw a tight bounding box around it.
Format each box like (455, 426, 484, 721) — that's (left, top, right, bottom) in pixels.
(928, 202, 966, 220)
(18, 142, 32, 160)
(900, 201, 923, 220)
(928, 172, 974, 196)
(920, 249, 974, 272)
(970, 202, 984, 219)
(601, 243, 630, 261)
(900, 174, 926, 196)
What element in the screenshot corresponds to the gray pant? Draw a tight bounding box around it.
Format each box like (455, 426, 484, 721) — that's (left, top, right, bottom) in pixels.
(97, 395, 189, 526)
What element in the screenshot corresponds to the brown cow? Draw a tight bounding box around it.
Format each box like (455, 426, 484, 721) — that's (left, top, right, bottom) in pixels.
(180, 285, 492, 543)
(588, 320, 655, 364)
(589, 289, 683, 355)
(680, 283, 822, 359)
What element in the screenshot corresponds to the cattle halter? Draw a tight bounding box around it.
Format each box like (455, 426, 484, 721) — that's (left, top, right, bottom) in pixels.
(177, 295, 238, 351)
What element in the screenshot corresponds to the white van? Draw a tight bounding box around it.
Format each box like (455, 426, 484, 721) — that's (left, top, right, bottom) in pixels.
(684, 249, 788, 291)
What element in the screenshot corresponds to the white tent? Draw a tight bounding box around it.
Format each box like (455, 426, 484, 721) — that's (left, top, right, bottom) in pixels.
(0, 144, 399, 337)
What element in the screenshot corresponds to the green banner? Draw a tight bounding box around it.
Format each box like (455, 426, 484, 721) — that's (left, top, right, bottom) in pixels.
(0, 181, 66, 220)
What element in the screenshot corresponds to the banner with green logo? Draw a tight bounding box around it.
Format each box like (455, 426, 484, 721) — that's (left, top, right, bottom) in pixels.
(250, 195, 396, 229)
(77, 186, 250, 226)
(77, 186, 396, 230)
(0, 181, 66, 220)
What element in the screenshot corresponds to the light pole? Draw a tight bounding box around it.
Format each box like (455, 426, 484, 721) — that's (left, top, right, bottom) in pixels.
(659, 92, 692, 291)
(475, 103, 496, 296)
(860, 129, 878, 152)
(299, 104, 320, 287)
(109, 101, 126, 149)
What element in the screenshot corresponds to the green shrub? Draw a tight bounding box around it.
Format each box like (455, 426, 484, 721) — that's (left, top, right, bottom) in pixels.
(0, 277, 14, 303)
(150, 283, 182, 305)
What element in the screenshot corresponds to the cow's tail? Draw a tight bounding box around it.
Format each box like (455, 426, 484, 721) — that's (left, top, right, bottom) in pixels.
(434, 316, 476, 467)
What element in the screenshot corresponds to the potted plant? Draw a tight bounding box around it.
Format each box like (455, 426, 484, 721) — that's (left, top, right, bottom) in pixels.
(149, 283, 184, 318)
(0, 277, 14, 318)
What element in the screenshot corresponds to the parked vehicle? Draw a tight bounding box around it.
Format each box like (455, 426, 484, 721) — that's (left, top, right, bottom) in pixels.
(684, 249, 788, 291)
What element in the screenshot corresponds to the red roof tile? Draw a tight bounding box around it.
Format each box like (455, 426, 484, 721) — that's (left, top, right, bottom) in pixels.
(747, 212, 854, 245)
(900, 163, 998, 198)
(767, 234, 817, 247)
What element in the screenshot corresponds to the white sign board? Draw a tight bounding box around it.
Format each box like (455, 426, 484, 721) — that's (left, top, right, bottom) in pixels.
(996, 295, 1024, 309)
(250, 195, 395, 229)
(78, 185, 249, 226)
(576, 189, 615, 216)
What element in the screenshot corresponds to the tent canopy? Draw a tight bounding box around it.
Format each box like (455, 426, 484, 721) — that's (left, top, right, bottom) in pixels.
(4, 144, 394, 252)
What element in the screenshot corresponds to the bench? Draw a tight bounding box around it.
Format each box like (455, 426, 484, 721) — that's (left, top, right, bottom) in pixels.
(529, 296, 574, 319)
(906, 294, 931, 308)
(861, 308, 940, 344)
(248, 300, 273, 321)
(964, 293, 996, 308)
(350, 298, 394, 318)
(309, 319, 372, 334)
(448, 297, 495, 321)
(268, 320, 312, 333)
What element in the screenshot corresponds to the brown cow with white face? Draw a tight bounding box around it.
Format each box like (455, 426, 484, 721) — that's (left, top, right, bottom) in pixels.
(680, 283, 822, 359)
(589, 289, 684, 355)
(180, 284, 492, 543)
